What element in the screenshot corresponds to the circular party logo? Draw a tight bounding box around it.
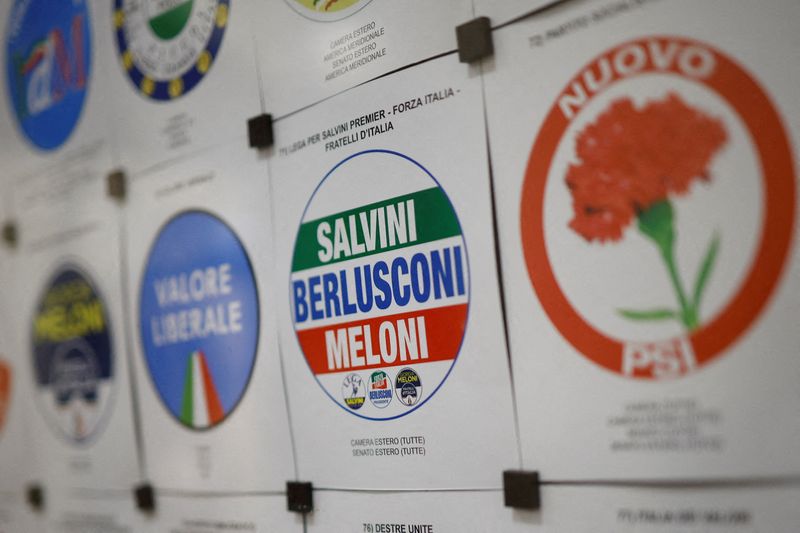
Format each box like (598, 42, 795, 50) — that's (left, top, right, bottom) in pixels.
(5, 0, 91, 150)
(285, 0, 373, 21)
(0, 359, 10, 436)
(139, 211, 259, 430)
(114, 0, 229, 100)
(290, 150, 469, 420)
(520, 36, 795, 380)
(31, 266, 114, 444)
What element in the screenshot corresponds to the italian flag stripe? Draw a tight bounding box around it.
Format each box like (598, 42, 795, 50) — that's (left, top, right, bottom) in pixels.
(292, 187, 461, 272)
(297, 303, 467, 375)
(198, 350, 224, 425)
(180, 351, 225, 427)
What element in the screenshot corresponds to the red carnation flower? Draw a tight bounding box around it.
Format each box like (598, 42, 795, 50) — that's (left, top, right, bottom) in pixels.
(567, 93, 727, 242)
(563, 93, 728, 331)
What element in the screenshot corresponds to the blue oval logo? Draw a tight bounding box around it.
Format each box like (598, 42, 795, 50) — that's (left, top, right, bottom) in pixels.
(5, 0, 91, 151)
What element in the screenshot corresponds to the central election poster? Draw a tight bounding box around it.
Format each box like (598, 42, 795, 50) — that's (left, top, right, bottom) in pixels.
(269, 53, 518, 490)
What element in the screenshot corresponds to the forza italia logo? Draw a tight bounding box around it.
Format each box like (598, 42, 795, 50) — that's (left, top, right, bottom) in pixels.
(114, 0, 229, 100)
(520, 36, 795, 379)
(291, 150, 469, 420)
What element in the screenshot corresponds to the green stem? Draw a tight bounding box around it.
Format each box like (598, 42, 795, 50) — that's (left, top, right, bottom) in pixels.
(636, 200, 698, 331)
(659, 244, 697, 330)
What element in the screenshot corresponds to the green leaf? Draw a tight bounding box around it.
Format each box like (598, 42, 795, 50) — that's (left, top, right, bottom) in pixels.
(692, 232, 720, 314)
(617, 308, 680, 321)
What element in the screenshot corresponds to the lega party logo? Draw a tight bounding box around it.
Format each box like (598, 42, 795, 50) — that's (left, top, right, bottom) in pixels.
(5, 0, 91, 150)
(291, 150, 469, 420)
(0, 359, 10, 436)
(31, 266, 114, 444)
(520, 37, 796, 380)
(139, 211, 259, 430)
(286, 0, 373, 21)
(114, 0, 229, 100)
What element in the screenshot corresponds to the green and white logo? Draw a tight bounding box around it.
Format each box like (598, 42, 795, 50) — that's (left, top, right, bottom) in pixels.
(114, 0, 229, 100)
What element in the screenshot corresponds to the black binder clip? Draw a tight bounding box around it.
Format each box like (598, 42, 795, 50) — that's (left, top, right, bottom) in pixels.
(134, 483, 156, 513)
(503, 470, 540, 510)
(248, 113, 274, 149)
(1, 221, 17, 249)
(107, 169, 127, 201)
(26, 484, 44, 512)
(286, 481, 313, 513)
(456, 17, 494, 63)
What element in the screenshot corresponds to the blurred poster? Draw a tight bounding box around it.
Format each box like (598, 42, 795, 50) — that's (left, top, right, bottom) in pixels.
(252, 0, 472, 116)
(124, 141, 295, 492)
(8, 146, 141, 491)
(473, 0, 563, 25)
(151, 493, 302, 533)
(0, 0, 115, 182)
(106, 2, 262, 174)
(45, 489, 145, 533)
(484, 0, 800, 480)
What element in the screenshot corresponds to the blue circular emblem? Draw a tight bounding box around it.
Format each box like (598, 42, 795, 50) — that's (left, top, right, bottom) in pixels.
(139, 211, 259, 430)
(5, 0, 91, 151)
(31, 266, 113, 444)
(114, 0, 229, 101)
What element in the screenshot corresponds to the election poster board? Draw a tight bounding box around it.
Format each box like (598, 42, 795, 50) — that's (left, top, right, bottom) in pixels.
(106, 1, 263, 175)
(269, 53, 519, 490)
(472, 0, 564, 26)
(252, 1, 473, 116)
(484, 0, 800, 480)
(8, 146, 141, 492)
(0, 0, 116, 183)
(44, 489, 146, 533)
(124, 141, 295, 492)
(151, 493, 302, 533)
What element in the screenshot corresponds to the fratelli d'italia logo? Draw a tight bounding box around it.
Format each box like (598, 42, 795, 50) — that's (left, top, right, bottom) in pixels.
(139, 211, 259, 430)
(5, 0, 91, 150)
(291, 150, 470, 421)
(520, 36, 796, 380)
(31, 266, 114, 444)
(114, 0, 229, 100)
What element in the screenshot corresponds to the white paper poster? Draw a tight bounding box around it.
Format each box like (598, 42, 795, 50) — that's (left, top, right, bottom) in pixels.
(484, 0, 800, 480)
(269, 54, 519, 490)
(472, 0, 562, 26)
(0, 0, 116, 183)
(44, 490, 146, 533)
(252, 1, 473, 116)
(106, 1, 262, 175)
(8, 147, 141, 492)
(310, 483, 800, 532)
(538, 484, 800, 532)
(308, 489, 530, 533)
(0, 201, 35, 496)
(0, 492, 38, 533)
(124, 141, 295, 492)
(151, 493, 301, 533)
